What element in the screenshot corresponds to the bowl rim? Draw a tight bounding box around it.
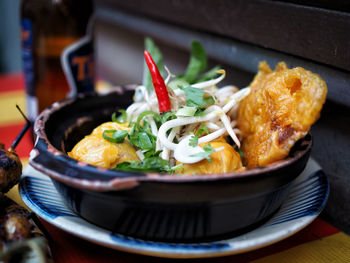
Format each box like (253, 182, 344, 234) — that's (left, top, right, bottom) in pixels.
(29, 87, 312, 191)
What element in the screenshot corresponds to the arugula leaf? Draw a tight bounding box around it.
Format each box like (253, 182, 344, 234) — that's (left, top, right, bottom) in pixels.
(190, 144, 216, 163)
(102, 130, 128, 143)
(182, 41, 207, 84)
(189, 135, 198, 147)
(142, 37, 164, 93)
(114, 156, 171, 173)
(112, 109, 127, 123)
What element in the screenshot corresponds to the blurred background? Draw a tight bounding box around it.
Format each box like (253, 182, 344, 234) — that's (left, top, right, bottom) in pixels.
(0, 0, 22, 74)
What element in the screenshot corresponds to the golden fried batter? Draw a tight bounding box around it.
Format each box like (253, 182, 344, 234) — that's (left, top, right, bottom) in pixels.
(68, 122, 139, 168)
(237, 62, 327, 168)
(177, 141, 245, 175)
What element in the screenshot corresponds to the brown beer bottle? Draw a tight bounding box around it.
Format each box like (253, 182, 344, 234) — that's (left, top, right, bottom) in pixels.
(20, 0, 94, 124)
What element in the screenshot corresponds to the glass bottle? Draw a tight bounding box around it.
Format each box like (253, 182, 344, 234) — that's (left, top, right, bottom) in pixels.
(20, 0, 94, 124)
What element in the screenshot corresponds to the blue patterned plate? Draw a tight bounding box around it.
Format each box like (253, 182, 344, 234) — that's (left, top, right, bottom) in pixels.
(19, 158, 329, 258)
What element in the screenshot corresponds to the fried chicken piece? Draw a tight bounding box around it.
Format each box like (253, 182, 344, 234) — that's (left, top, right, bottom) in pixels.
(177, 141, 245, 175)
(237, 61, 327, 168)
(68, 122, 139, 168)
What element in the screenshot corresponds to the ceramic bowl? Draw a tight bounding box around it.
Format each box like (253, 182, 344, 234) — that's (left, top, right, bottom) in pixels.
(29, 86, 312, 242)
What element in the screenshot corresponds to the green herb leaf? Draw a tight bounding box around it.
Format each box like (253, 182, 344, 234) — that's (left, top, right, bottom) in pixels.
(161, 111, 177, 123)
(129, 122, 136, 134)
(114, 156, 171, 173)
(136, 110, 160, 130)
(183, 86, 204, 107)
(182, 41, 207, 84)
(112, 109, 127, 123)
(189, 135, 198, 147)
(128, 130, 157, 151)
(102, 129, 128, 143)
(167, 79, 190, 90)
(111, 112, 117, 122)
(143, 149, 162, 158)
(190, 144, 216, 163)
(238, 149, 244, 159)
(194, 108, 207, 117)
(196, 125, 210, 137)
(182, 86, 214, 108)
(176, 106, 197, 117)
(143, 37, 164, 93)
(203, 96, 215, 106)
(169, 163, 183, 173)
(196, 66, 221, 82)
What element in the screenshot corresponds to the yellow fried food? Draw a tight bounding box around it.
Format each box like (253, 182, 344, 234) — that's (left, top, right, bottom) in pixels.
(177, 141, 245, 175)
(91, 121, 130, 136)
(68, 122, 139, 168)
(237, 61, 327, 168)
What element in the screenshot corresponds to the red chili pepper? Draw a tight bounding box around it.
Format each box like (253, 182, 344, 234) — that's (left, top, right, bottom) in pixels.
(144, 50, 171, 113)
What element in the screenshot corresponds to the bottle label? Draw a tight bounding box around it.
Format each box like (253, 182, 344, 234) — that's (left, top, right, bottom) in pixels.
(20, 19, 38, 122)
(61, 35, 95, 98)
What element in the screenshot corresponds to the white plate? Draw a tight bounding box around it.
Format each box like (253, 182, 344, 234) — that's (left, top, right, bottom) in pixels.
(19, 158, 329, 258)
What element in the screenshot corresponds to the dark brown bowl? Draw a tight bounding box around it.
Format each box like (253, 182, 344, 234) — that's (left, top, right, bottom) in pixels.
(29, 86, 312, 242)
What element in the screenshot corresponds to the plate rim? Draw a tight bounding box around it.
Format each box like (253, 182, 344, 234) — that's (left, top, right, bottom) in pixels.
(19, 158, 329, 259)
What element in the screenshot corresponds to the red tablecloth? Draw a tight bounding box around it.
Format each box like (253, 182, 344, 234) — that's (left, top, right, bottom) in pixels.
(1, 73, 350, 263)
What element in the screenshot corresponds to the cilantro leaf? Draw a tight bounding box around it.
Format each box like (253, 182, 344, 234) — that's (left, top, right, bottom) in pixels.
(129, 131, 155, 150)
(190, 144, 216, 163)
(143, 149, 162, 158)
(183, 86, 204, 107)
(114, 156, 171, 173)
(182, 86, 214, 108)
(189, 135, 198, 147)
(196, 125, 210, 137)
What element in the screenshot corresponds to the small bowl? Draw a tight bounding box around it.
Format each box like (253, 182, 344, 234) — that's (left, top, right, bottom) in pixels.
(29, 86, 312, 242)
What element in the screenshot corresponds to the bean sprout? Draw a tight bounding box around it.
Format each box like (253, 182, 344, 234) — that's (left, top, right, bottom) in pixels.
(125, 67, 250, 164)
